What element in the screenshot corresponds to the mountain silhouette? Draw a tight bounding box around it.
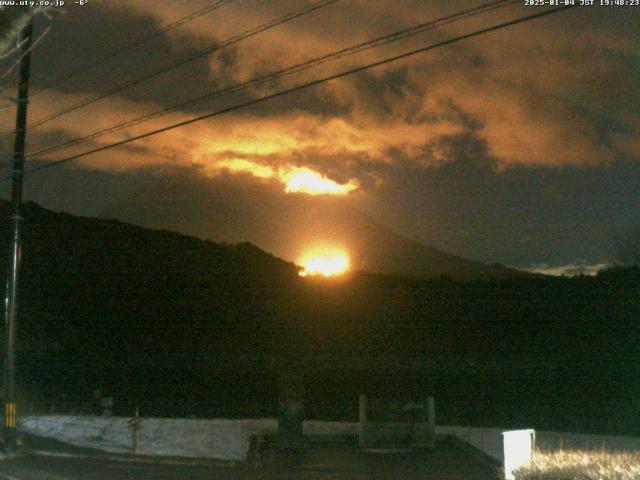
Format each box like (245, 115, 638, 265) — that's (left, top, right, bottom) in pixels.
(0, 200, 637, 434)
(101, 174, 528, 280)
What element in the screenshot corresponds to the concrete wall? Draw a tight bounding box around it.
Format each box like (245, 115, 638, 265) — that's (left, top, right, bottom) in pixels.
(20, 415, 279, 460)
(19, 416, 640, 462)
(437, 425, 505, 461)
(358, 395, 435, 448)
(19, 416, 360, 461)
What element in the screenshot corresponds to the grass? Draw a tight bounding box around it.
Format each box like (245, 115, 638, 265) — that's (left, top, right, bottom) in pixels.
(514, 450, 640, 480)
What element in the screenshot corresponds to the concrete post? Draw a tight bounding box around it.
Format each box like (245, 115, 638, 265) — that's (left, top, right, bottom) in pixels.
(358, 394, 368, 448)
(126, 407, 142, 454)
(427, 396, 435, 448)
(277, 365, 304, 451)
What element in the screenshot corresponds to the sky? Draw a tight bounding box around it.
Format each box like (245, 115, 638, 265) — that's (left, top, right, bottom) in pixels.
(0, 0, 638, 274)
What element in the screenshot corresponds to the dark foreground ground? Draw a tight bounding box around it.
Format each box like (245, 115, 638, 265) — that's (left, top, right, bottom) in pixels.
(0, 435, 499, 479)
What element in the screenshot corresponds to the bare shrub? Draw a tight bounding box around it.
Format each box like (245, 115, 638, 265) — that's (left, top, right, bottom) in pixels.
(515, 450, 640, 480)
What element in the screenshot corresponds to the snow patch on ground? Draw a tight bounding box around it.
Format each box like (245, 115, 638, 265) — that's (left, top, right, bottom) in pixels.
(19, 416, 358, 460)
(20, 415, 279, 460)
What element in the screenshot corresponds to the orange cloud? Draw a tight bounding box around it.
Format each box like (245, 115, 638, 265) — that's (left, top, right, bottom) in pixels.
(10, 1, 638, 185)
(213, 158, 274, 179)
(208, 158, 358, 196)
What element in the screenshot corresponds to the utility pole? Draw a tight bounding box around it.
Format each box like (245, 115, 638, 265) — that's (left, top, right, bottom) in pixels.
(3, 20, 34, 452)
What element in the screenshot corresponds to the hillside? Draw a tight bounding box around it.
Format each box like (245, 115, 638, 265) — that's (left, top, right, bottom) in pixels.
(0, 201, 301, 401)
(0, 202, 637, 434)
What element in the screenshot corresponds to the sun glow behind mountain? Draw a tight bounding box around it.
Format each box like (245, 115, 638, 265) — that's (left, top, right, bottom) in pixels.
(282, 168, 357, 196)
(210, 159, 357, 196)
(299, 248, 350, 277)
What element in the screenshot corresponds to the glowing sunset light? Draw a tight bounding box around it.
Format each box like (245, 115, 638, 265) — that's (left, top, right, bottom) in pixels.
(281, 168, 357, 196)
(299, 249, 350, 277)
(212, 159, 274, 179)
(210, 160, 358, 196)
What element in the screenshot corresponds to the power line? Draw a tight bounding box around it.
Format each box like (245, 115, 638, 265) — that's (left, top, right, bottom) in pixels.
(0, 25, 51, 116)
(31, 0, 238, 96)
(0, 26, 50, 86)
(26, 0, 340, 130)
(0, 1, 237, 168)
(9, 5, 575, 181)
(27, 0, 518, 160)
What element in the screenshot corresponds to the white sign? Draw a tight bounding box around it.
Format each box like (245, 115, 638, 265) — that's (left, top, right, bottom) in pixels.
(503, 429, 535, 480)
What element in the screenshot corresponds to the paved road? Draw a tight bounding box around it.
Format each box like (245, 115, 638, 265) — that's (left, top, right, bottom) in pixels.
(0, 439, 499, 479)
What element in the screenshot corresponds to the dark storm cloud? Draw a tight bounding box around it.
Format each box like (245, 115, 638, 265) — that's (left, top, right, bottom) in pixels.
(362, 139, 640, 266)
(28, 0, 212, 105)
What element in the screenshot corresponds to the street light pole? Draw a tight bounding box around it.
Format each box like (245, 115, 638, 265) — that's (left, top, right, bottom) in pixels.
(3, 19, 34, 452)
